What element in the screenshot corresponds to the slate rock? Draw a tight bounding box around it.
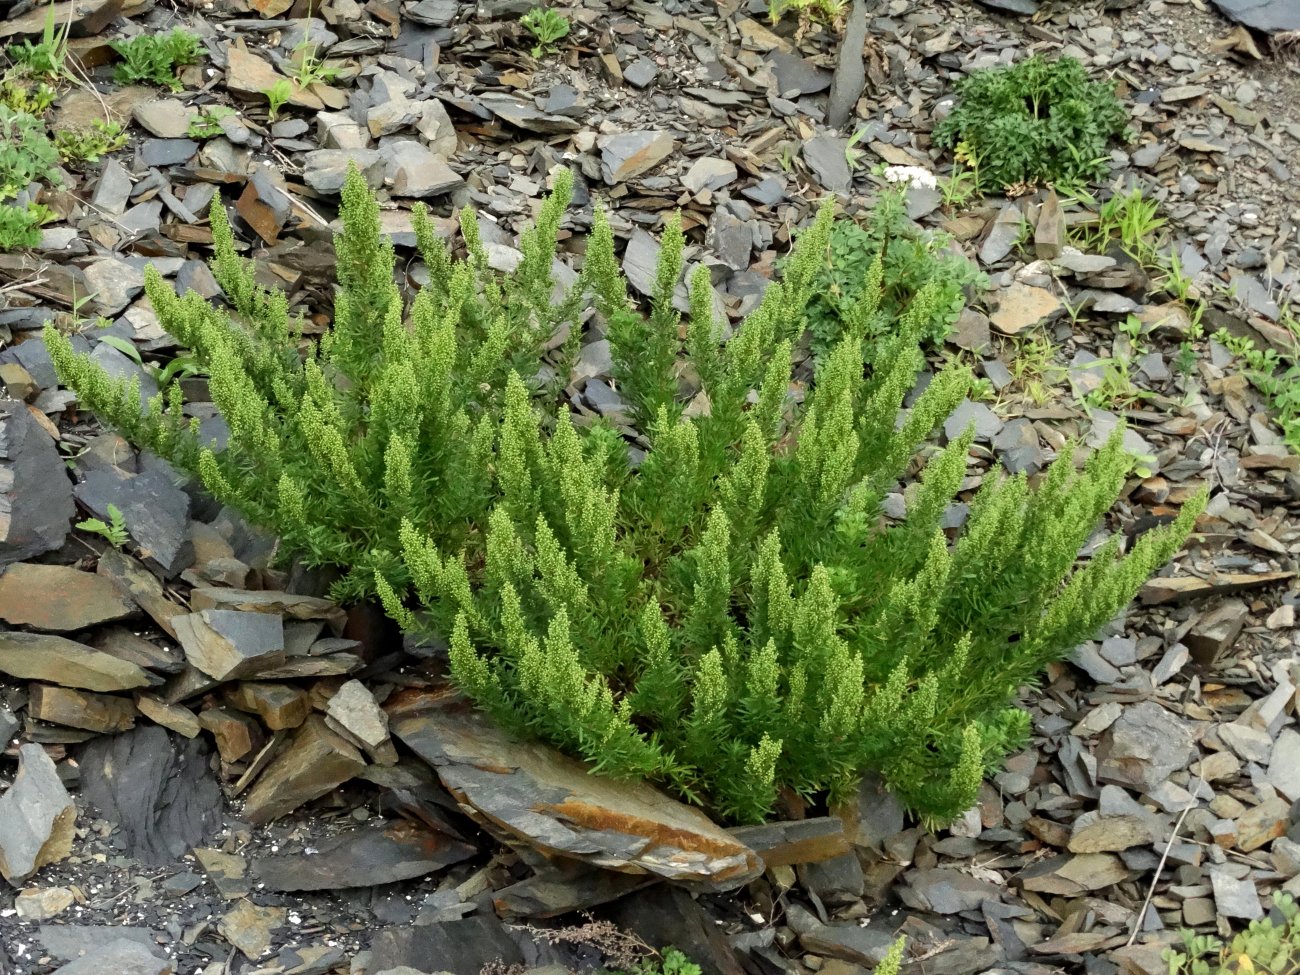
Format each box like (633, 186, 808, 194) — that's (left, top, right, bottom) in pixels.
(0, 563, 136, 631)
(990, 283, 1063, 334)
(174, 608, 285, 680)
(83, 257, 145, 317)
(769, 51, 832, 96)
(51, 939, 171, 975)
(0, 631, 153, 692)
(944, 399, 1003, 443)
(253, 820, 475, 891)
(220, 900, 286, 959)
(1209, 0, 1300, 32)
(38, 925, 158, 963)
(383, 141, 464, 198)
(1097, 701, 1196, 792)
(827, 0, 868, 128)
(369, 917, 524, 975)
(0, 744, 76, 884)
(387, 689, 761, 887)
(682, 157, 738, 194)
(15, 886, 75, 920)
(75, 467, 193, 578)
(1210, 867, 1263, 919)
(980, 204, 1024, 266)
(0, 401, 74, 564)
(900, 867, 1002, 913)
(96, 548, 184, 638)
(803, 133, 851, 194)
(1267, 727, 1300, 801)
(598, 130, 676, 184)
(623, 57, 659, 88)
(608, 885, 745, 975)
(78, 725, 222, 865)
(29, 684, 137, 733)
(479, 92, 580, 134)
(241, 715, 366, 823)
(799, 922, 898, 968)
(302, 149, 385, 193)
(0, 0, 124, 39)
(325, 678, 397, 764)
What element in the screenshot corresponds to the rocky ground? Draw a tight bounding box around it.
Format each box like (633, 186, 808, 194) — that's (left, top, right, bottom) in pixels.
(1, 0, 1299, 973)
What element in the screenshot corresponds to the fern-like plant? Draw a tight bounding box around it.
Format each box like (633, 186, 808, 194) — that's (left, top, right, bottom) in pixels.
(45, 166, 1203, 825)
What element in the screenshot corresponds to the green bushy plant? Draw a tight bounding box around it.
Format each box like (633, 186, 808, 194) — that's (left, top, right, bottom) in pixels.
(55, 120, 127, 165)
(801, 185, 985, 364)
(45, 167, 1202, 825)
(110, 29, 203, 90)
(1165, 892, 1299, 975)
(0, 201, 50, 251)
(0, 104, 59, 200)
(5, 1, 70, 82)
(519, 7, 570, 58)
(934, 55, 1130, 194)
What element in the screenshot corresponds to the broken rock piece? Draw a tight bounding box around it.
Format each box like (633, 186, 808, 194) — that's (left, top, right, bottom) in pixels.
(0, 401, 75, 564)
(253, 820, 475, 891)
(29, 683, 137, 733)
(241, 715, 366, 824)
(325, 679, 398, 764)
(0, 563, 137, 631)
(174, 609, 286, 680)
(387, 689, 761, 888)
(0, 744, 76, 884)
(0, 631, 154, 692)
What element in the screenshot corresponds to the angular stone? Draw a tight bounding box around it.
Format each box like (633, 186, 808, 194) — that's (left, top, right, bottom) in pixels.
(254, 820, 475, 891)
(0, 632, 153, 692)
(731, 816, 850, 867)
(1019, 852, 1129, 895)
(383, 141, 464, 198)
(1267, 727, 1300, 801)
(0, 563, 136, 631)
(241, 715, 366, 824)
(132, 98, 196, 139)
(1210, 868, 1262, 920)
(802, 133, 851, 193)
(1097, 701, 1196, 792)
(1219, 721, 1273, 764)
(369, 917, 523, 975)
(30, 684, 137, 733)
(74, 467, 193, 579)
(92, 626, 183, 676)
(0, 744, 76, 884)
(900, 867, 1001, 913)
(302, 149, 385, 193)
(1068, 810, 1154, 853)
(990, 283, 1063, 334)
(980, 204, 1024, 265)
(598, 130, 676, 184)
(236, 169, 290, 244)
(80, 726, 222, 865)
(387, 690, 760, 888)
(83, 257, 144, 317)
(1034, 191, 1065, 260)
(0, 0, 123, 39)
(220, 899, 286, 959)
(174, 609, 286, 681)
(0, 401, 74, 564)
(226, 682, 310, 731)
(682, 157, 738, 194)
(194, 847, 250, 899)
(97, 549, 185, 638)
(325, 679, 397, 764)
(199, 706, 264, 763)
(1237, 796, 1290, 852)
(478, 92, 580, 134)
(769, 50, 832, 96)
(799, 922, 897, 968)
(189, 587, 347, 631)
(51, 939, 171, 975)
(15, 886, 75, 920)
(135, 694, 201, 738)
(225, 41, 321, 109)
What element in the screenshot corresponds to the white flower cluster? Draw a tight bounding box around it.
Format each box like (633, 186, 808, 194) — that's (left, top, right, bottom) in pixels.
(882, 165, 938, 190)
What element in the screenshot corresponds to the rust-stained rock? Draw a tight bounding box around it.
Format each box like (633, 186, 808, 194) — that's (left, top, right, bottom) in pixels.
(0, 631, 154, 692)
(730, 817, 850, 869)
(324, 679, 397, 764)
(253, 820, 475, 891)
(134, 694, 201, 738)
(226, 682, 310, 731)
(241, 715, 366, 824)
(0, 744, 76, 884)
(199, 707, 264, 763)
(29, 684, 137, 733)
(0, 563, 137, 632)
(386, 688, 762, 888)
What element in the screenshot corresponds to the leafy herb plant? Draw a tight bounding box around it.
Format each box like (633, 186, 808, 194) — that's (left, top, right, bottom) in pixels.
(0, 201, 50, 252)
(187, 105, 236, 139)
(1165, 892, 1299, 975)
(77, 503, 129, 548)
(520, 7, 570, 58)
(800, 184, 985, 364)
(46, 167, 1202, 826)
(0, 104, 60, 200)
(110, 29, 203, 91)
(55, 120, 128, 165)
(5, 1, 71, 82)
(934, 55, 1130, 194)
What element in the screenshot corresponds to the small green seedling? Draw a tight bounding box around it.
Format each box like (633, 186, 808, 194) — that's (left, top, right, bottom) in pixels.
(520, 7, 570, 58)
(6, 0, 71, 81)
(110, 29, 203, 91)
(262, 78, 293, 121)
(77, 503, 129, 548)
(0, 201, 51, 252)
(187, 105, 236, 139)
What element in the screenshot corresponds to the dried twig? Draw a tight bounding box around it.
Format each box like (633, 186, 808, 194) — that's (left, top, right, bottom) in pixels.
(1126, 800, 1195, 946)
